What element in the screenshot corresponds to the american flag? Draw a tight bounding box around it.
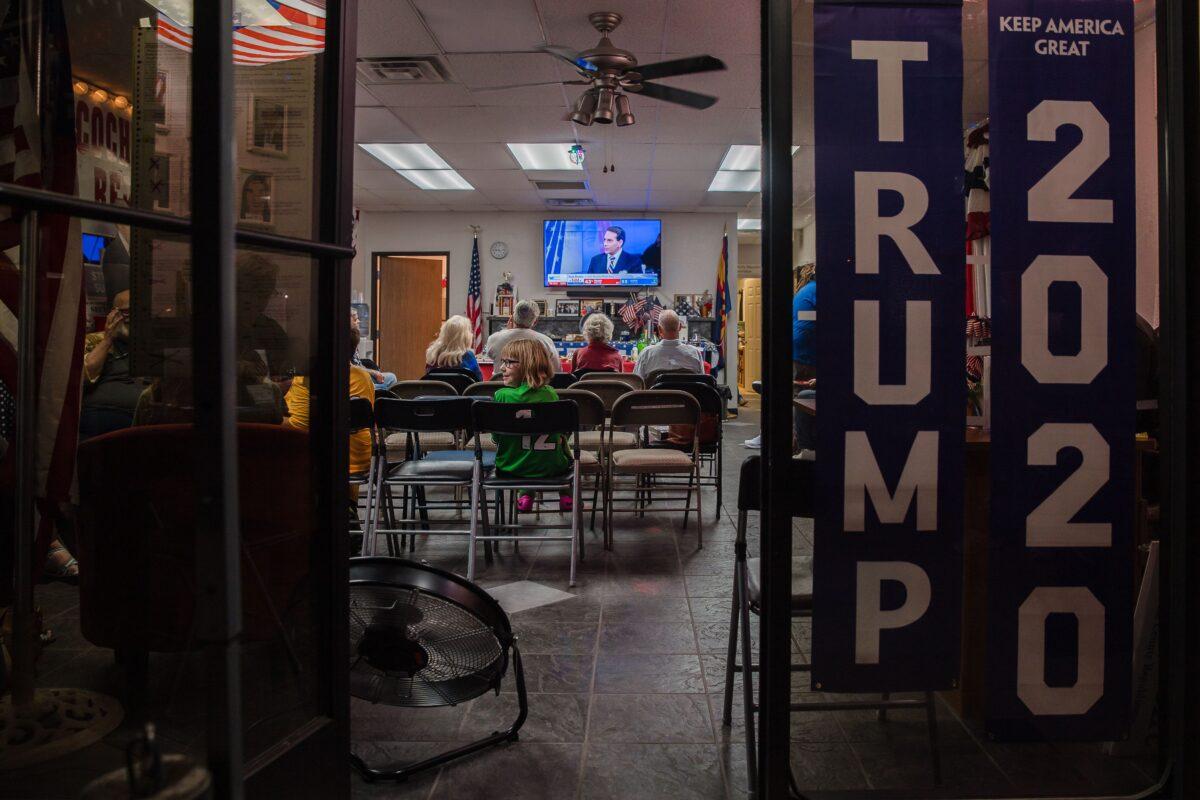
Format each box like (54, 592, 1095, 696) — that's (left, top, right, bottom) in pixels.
(156, 0, 326, 66)
(0, 0, 86, 567)
(714, 230, 730, 375)
(619, 294, 645, 330)
(646, 295, 665, 326)
(467, 235, 483, 352)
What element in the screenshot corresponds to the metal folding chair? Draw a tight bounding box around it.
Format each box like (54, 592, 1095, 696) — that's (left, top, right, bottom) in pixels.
(469, 400, 583, 586)
(555, 388, 608, 531)
(643, 367, 695, 388)
(368, 397, 480, 557)
(349, 397, 378, 546)
(650, 378, 725, 519)
(722, 455, 942, 793)
(422, 370, 475, 395)
(603, 390, 703, 550)
(549, 372, 579, 389)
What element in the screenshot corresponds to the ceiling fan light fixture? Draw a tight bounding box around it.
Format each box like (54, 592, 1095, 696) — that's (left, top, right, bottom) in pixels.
(615, 93, 635, 127)
(569, 90, 598, 126)
(592, 89, 616, 124)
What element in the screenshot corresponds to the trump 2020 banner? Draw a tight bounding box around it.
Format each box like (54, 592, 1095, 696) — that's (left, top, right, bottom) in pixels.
(811, 0, 965, 692)
(986, 0, 1134, 741)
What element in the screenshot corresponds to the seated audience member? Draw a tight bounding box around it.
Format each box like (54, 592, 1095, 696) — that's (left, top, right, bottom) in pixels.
(634, 310, 705, 379)
(351, 307, 397, 390)
(483, 299, 560, 373)
(571, 313, 623, 373)
(81, 290, 150, 439)
(236, 254, 293, 380)
(425, 315, 483, 380)
(284, 324, 375, 477)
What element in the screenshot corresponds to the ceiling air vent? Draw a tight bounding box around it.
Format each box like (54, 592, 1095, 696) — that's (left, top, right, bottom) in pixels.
(533, 180, 589, 191)
(545, 198, 595, 207)
(357, 56, 450, 85)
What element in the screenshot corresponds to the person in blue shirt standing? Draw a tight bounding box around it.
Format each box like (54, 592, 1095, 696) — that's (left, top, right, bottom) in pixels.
(746, 264, 815, 450)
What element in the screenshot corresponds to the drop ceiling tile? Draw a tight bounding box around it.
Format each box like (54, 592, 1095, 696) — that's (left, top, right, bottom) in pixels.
(445, 53, 561, 90)
(355, 107, 420, 142)
(412, 0, 545, 53)
(647, 189, 709, 207)
(469, 84, 570, 108)
(371, 187, 466, 204)
(649, 143, 729, 171)
(539, 0, 670, 54)
(572, 141, 655, 172)
(398, 106, 577, 143)
(431, 142, 523, 170)
(655, 106, 757, 144)
(357, 0, 440, 58)
(368, 83, 478, 108)
(354, 169, 423, 192)
(591, 189, 650, 208)
(664, 0, 759, 55)
(647, 170, 714, 192)
(354, 148, 397, 172)
(586, 167, 654, 191)
(356, 82, 381, 108)
(457, 170, 537, 190)
(479, 189, 546, 206)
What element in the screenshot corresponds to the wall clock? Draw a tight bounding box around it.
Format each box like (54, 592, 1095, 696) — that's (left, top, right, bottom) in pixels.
(489, 241, 509, 260)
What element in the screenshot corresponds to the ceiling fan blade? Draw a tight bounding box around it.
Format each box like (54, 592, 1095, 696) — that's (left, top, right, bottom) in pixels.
(472, 80, 589, 93)
(535, 42, 600, 73)
(634, 55, 726, 81)
(635, 81, 719, 110)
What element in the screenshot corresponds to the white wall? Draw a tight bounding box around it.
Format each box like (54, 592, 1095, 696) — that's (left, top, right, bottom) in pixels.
(354, 210, 740, 390)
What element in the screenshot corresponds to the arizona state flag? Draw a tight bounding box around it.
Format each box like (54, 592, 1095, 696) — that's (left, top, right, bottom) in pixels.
(715, 228, 730, 375)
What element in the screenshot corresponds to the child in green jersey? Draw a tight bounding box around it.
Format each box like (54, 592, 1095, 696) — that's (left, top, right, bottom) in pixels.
(494, 338, 573, 513)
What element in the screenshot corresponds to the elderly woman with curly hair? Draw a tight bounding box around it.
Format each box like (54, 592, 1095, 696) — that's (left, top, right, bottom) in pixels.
(570, 312, 623, 373)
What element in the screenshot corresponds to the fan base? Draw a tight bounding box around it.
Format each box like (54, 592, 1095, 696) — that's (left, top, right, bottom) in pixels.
(589, 12, 622, 34)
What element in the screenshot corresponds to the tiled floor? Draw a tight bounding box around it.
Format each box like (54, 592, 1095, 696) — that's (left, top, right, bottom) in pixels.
(5, 402, 1160, 799)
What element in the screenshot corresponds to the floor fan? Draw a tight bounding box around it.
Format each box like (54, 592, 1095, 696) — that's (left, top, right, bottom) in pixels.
(348, 557, 527, 782)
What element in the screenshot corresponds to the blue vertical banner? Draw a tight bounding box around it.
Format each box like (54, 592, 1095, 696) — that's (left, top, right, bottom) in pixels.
(811, 0, 965, 692)
(986, 0, 1134, 740)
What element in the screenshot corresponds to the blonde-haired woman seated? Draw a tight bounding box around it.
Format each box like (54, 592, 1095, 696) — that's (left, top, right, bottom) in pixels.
(570, 312, 623, 373)
(425, 315, 483, 380)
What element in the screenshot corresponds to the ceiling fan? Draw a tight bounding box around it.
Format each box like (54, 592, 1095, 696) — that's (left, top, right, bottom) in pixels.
(480, 11, 726, 127)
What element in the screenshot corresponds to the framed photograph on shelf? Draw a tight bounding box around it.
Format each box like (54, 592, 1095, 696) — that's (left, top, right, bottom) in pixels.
(555, 299, 580, 317)
(496, 295, 515, 318)
(238, 170, 274, 227)
(247, 95, 288, 157)
(579, 297, 604, 316)
(532, 299, 548, 316)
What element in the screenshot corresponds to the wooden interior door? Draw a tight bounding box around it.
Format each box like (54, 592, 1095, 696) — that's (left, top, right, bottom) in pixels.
(376, 256, 445, 379)
(741, 277, 763, 390)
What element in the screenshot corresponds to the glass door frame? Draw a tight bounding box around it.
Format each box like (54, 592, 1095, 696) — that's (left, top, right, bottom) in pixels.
(0, 0, 359, 797)
(756, 0, 1200, 797)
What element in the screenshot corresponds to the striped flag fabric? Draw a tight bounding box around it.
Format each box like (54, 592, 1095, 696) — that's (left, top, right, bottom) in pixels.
(155, 0, 326, 66)
(467, 235, 483, 352)
(715, 229, 730, 375)
(646, 295, 665, 327)
(619, 294, 645, 330)
(0, 0, 86, 565)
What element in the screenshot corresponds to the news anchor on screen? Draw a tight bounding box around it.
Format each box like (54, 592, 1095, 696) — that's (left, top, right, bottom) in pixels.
(587, 226, 644, 274)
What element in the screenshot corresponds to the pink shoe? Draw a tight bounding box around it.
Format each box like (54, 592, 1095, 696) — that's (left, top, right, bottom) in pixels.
(558, 494, 574, 512)
(516, 494, 534, 513)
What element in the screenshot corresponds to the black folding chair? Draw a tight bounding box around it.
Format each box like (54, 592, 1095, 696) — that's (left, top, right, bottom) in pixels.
(648, 378, 725, 519)
(423, 370, 475, 395)
(722, 455, 941, 793)
(580, 371, 643, 390)
(470, 400, 583, 586)
(549, 372, 579, 389)
(555, 388, 608, 531)
(369, 397, 481, 557)
(571, 367, 618, 380)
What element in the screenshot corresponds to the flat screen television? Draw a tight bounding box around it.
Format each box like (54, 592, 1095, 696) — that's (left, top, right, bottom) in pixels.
(543, 219, 661, 288)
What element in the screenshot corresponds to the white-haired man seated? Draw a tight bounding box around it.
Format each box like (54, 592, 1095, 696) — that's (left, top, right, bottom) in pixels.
(483, 299, 560, 373)
(634, 309, 705, 380)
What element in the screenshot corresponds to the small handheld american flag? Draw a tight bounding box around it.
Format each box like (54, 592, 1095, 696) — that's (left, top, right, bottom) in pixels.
(467, 235, 483, 352)
(619, 294, 645, 331)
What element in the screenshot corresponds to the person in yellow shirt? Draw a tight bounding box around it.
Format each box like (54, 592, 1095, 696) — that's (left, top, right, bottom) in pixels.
(284, 324, 375, 475)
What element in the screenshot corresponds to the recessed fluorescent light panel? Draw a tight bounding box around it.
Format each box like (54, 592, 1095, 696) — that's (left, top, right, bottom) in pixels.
(708, 171, 761, 192)
(707, 145, 799, 192)
(506, 143, 585, 171)
(358, 143, 473, 190)
(737, 218, 762, 230)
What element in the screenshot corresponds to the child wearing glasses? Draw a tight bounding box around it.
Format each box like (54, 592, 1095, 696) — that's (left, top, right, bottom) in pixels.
(495, 338, 573, 513)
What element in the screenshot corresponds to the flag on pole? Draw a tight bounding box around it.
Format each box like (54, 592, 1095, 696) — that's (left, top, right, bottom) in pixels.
(154, 0, 326, 66)
(715, 229, 731, 375)
(467, 235, 483, 352)
(0, 0, 85, 564)
(619, 294, 645, 331)
(646, 295, 665, 327)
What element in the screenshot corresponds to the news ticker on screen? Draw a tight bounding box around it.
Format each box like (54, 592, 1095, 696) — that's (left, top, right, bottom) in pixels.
(546, 274, 659, 287)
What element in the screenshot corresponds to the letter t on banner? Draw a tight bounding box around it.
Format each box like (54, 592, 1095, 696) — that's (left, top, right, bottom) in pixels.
(811, 0, 965, 693)
(985, 0, 1134, 741)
